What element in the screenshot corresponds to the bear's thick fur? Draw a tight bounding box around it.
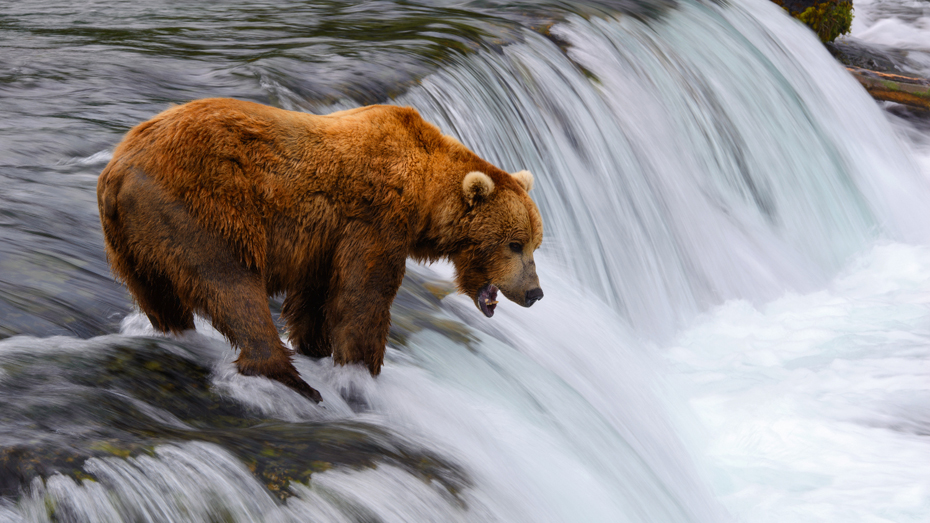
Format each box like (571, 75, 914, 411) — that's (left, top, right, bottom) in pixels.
(97, 98, 543, 402)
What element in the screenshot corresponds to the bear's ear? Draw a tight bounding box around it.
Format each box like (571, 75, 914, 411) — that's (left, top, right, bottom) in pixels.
(463, 171, 495, 206)
(511, 170, 534, 192)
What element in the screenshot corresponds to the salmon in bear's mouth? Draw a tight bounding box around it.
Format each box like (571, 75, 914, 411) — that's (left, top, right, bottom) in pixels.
(477, 284, 499, 317)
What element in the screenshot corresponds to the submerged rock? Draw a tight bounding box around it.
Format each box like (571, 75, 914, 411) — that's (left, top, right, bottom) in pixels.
(0, 338, 468, 502)
(388, 269, 478, 351)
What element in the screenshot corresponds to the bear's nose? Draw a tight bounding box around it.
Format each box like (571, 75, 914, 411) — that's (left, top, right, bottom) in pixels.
(525, 288, 544, 307)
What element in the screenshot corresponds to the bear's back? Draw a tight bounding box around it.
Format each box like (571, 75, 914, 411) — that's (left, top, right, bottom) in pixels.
(102, 99, 452, 271)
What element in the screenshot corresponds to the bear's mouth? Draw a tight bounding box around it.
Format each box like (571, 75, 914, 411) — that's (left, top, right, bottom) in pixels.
(477, 284, 499, 318)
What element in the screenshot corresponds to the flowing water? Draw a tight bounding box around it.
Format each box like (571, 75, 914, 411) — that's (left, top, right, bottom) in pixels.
(1, 0, 929, 521)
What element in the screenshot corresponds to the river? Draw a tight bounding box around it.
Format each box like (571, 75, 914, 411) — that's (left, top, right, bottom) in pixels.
(1, 0, 928, 521)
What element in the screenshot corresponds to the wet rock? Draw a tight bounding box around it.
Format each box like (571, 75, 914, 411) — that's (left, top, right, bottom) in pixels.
(822, 35, 930, 112)
(0, 339, 468, 501)
(826, 39, 915, 74)
(388, 270, 477, 350)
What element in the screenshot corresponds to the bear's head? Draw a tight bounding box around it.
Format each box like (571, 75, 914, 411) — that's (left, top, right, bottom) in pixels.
(452, 168, 544, 318)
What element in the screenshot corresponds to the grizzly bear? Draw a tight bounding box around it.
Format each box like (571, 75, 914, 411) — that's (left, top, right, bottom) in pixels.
(97, 98, 544, 402)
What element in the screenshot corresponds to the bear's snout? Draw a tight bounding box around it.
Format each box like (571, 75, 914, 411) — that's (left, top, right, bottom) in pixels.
(525, 287, 544, 307)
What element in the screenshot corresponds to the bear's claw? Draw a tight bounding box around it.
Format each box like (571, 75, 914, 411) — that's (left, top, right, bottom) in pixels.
(237, 360, 323, 403)
(288, 380, 324, 404)
(272, 372, 323, 403)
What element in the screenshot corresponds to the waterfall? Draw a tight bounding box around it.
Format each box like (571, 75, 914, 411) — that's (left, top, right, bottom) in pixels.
(399, 0, 930, 337)
(4, 0, 930, 521)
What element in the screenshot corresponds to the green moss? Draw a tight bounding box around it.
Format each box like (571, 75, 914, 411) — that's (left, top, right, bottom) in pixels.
(794, 1, 854, 43)
(879, 79, 900, 91)
(44, 494, 57, 520)
(87, 441, 135, 459)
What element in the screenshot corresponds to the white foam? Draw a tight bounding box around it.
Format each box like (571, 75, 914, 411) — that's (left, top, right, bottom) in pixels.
(668, 243, 930, 522)
(854, 16, 930, 50)
(847, 0, 930, 75)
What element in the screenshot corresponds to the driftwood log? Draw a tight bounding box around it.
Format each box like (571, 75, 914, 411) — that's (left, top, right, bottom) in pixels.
(846, 66, 930, 111)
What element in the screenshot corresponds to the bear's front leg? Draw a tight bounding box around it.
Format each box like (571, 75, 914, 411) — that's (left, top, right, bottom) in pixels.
(327, 224, 407, 375)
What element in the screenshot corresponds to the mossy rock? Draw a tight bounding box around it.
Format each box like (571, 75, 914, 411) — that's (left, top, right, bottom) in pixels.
(773, 0, 853, 43)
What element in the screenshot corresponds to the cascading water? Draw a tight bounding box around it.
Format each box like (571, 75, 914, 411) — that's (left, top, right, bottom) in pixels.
(399, 0, 930, 337)
(1, 0, 929, 521)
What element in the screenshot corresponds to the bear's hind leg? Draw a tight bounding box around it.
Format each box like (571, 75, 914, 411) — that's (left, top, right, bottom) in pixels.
(107, 167, 321, 402)
(199, 268, 323, 403)
(122, 266, 195, 334)
(283, 283, 333, 358)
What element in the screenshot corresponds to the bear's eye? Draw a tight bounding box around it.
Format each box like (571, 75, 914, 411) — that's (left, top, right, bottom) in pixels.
(509, 242, 523, 254)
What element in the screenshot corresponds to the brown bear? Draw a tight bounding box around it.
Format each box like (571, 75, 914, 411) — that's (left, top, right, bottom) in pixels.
(97, 98, 544, 403)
